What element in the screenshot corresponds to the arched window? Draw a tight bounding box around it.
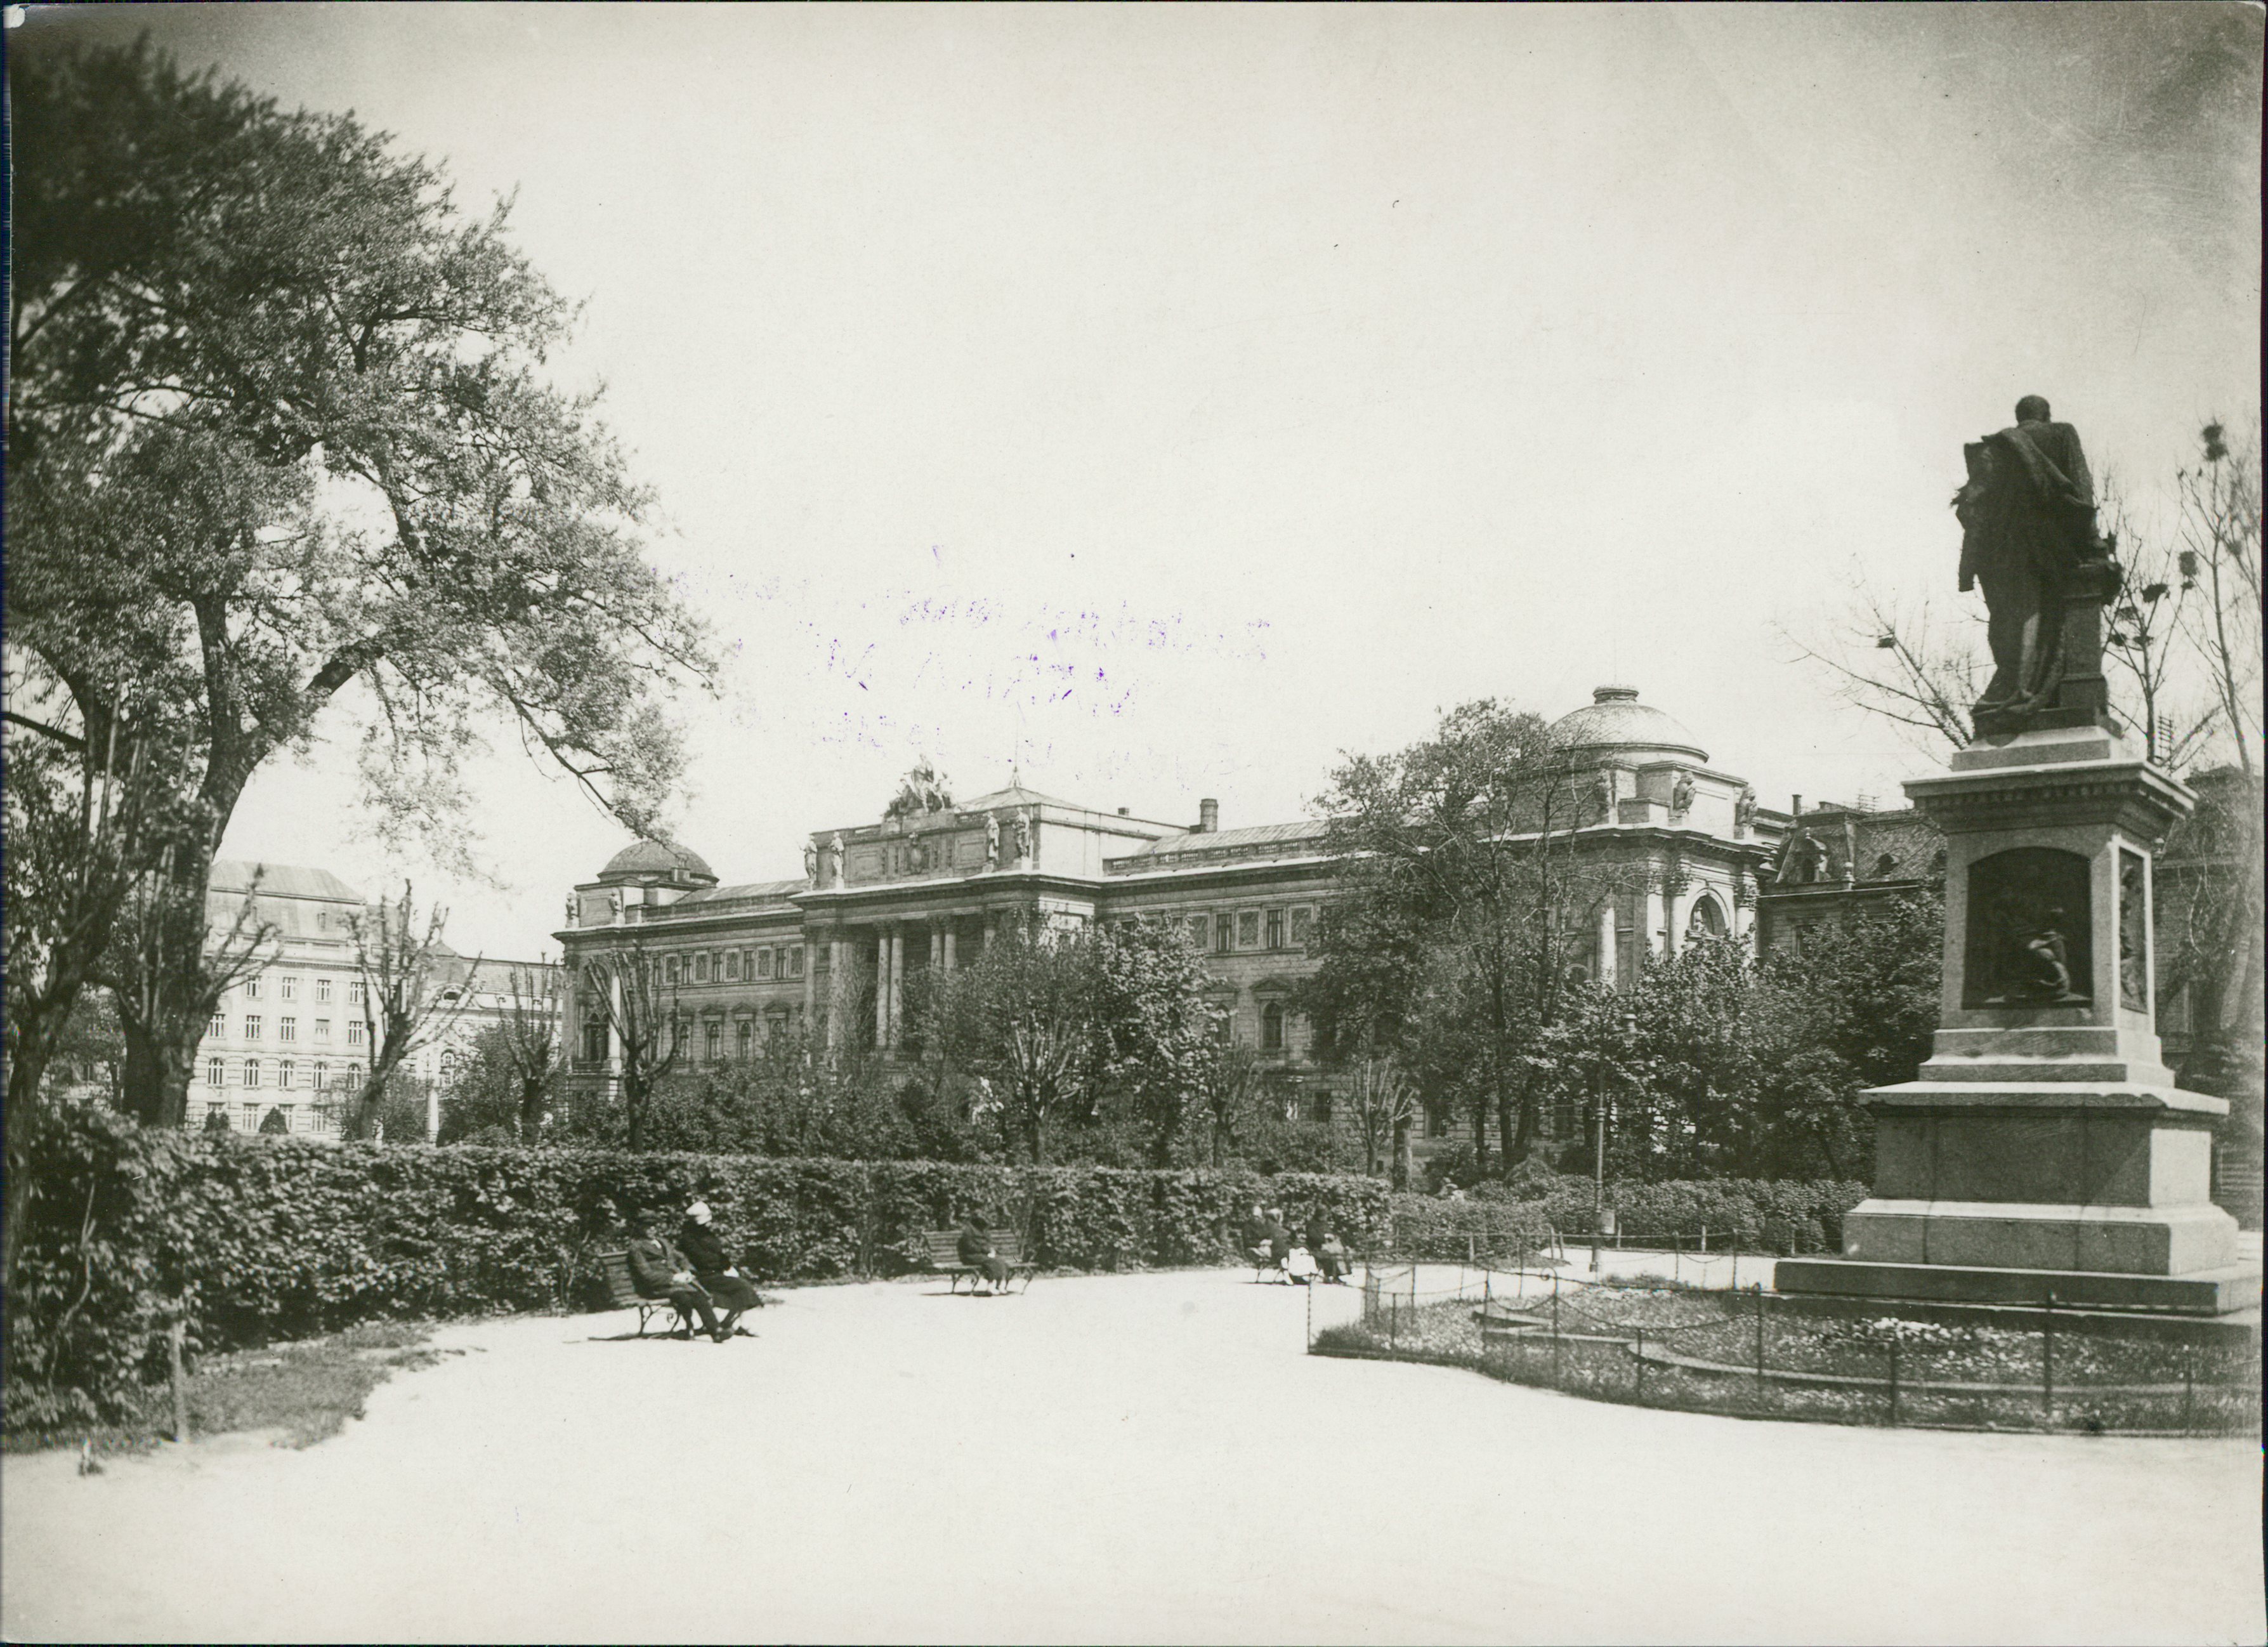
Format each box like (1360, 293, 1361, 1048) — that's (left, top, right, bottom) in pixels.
(704, 1021, 723, 1062)
(737, 1021, 754, 1061)
(1261, 1002, 1285, 1052)
(243, 1058, 261, 1089)
(1687, 895, 1727, 938)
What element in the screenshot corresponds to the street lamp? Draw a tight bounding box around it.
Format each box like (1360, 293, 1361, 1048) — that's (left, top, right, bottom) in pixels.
(1592, 1007, 1637, 1276)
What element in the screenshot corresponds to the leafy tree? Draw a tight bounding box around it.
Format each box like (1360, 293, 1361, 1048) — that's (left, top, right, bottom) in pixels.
(343, 884, 479, 1141)
(922, 918, 1098, 1165)
(5, 40, 711, 1127)
(1087, 917, 1217, 1165)
(1189, 1039, 1264, 1167)
(1301, 699, 1641, 1174)
(1347, 1056, 1418, 1178)
(435, 1023, 530, 1146)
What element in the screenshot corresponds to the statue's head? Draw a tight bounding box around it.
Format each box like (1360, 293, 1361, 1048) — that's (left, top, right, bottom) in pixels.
(2015, 395, 2051, 423)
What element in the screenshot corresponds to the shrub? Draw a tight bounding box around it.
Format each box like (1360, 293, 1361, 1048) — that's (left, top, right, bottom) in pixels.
(3, 1099, 1391, 1430)
(1384, 1193, 1551, 1263)
(1510, 1171, 1868, 1253)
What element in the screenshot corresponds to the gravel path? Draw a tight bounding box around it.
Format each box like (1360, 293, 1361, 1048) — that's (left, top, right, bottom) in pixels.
(4, 1267, 2259, 1644)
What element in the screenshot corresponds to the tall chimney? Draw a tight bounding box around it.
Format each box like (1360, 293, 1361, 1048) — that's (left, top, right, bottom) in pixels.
(1198, 798, 1219, 834)
(1791, 794, 1802, 817)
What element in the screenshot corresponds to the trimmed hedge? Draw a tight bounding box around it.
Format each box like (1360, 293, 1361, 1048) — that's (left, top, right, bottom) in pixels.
(1383, 1195, 1553, 1264)
(1497, 1173, 1869, 1256)
(3, 1100, 1390, 1430)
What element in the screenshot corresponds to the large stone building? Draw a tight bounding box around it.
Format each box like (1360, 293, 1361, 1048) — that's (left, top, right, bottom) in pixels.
(190, 861, 556, 1136)
(559, 686, 1793, 1117)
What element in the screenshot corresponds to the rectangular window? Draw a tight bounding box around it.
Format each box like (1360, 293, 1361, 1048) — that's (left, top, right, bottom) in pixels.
(347, 1021, 365, 1047)
(315, 1018, 331, 1042)
(244, 1058, 261, 1089)
(349, 980, 367, 1006)
(1290, 907, 1313, 948)
(695, 953, 711, 983)
(737, 1021, 754, 1060)
(790, 947, 804, 978)
(279, 976, 297, 1002)
(317, 978, 332, 1004)
(277, 1105, 295, 1132)
(243, 1103, 260, 1131)
(724, 951, 741, 981)
(1237, 911, 1261, 949)
(1188, 914, 1209, 949)
(209, 1011, 226, 1037)
(582, 1018, 607, 1063)
(279, 1016, 296, 1042)
(243, 975, 262, 1001)
(1216, 915, 1234, 954)
(665, 956, 681, 985)
(244, 1014, 263, 1040)
(1266, 909, 1284, 950)
(705, 1022, 723, 1061)
(206, 1057, 225, 1087)
(279, 1060, 296, 1089)
(757, 948, 775, 979)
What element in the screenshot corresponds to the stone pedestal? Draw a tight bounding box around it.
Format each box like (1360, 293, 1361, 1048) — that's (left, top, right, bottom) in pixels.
(1778, 724, 2260, 1316)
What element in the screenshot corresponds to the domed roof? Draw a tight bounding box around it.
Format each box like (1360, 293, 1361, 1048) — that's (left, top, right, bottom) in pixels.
(1548, 686, 1708, 763)
(598, 838, 716, 884)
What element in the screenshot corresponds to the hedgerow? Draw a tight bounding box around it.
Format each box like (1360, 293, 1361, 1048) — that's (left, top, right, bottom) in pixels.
(3, 1101, 1391, 1429)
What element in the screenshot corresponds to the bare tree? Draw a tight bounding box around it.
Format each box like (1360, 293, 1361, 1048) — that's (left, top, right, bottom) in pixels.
(2099, 474, 2218, 767)
(1190, 1038, 1264, 1167)
(1782, 574, 1981, 754)
(580, 936, 683, 1152)
(499, 962, 565, 1141)
(1347, 1054, 1419, 1178)
(343, 884, 480, 1141)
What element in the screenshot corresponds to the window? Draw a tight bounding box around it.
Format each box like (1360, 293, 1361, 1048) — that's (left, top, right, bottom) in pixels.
(349, 980, 367, 1006)
(757, 948, 774, 979)
(244, 1058, 262, 1089)
(582, 1018, 608, 1063)
(724, 950, 741, 981)
(279, 1016, 296, 1042)
(315, 1018, 331, 1042)
(705, 1022, 723, 1062)
(1187, 914, 1208, 949)
(789, 947, 804, 978)
(206, 1057, 225, 1087)
(1310, 1090, 1334, 1124)
(313, 1061, 329, 1092)
(207, 1103, 226, 1125)
(1261, 1002, 1285, 1051)
(209, 1011, 226, 1037)
(1266, 909, 1284, 950)
(279, 1060, 296, 1090)
(1688, 897, 1726, 938)
(244, 1014, 263, 1040)
(665, 956, 681, 985)
(737, 1021, 754, 1061)
(243, 1103, 260, 1131)
(244, 976, 263, 1001)
(1290, 907, 1312, 948)
(1216, 914, 1234, 954)
(317, 978, 332, 1003)
(1237, 911, 1261, 949)
(276, 1105, 295, 1132)
(347, 1021, 365, 1046)
(279, 976, 297, 1002)
(695, 953, 711, 983)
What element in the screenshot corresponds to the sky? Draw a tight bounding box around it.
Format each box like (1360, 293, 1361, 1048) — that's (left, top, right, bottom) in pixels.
(16, 3, 2262, 961)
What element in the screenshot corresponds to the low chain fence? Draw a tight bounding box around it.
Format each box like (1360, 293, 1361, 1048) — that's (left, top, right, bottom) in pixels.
(1308, 1263, 2262, 1438)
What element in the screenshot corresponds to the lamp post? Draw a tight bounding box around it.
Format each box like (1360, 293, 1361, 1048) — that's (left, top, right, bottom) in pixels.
(1592, 1007, 1637, 1276)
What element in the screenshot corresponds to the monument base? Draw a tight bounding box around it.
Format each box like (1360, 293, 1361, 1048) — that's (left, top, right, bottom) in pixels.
(1774, 1255, 2262, 1316)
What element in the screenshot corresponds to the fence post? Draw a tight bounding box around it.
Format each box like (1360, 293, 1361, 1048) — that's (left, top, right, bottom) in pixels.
(1390, 1294, 1399, 1353)
(1551, 1275, 1562, 1388)
(1753, 1282, 1766, 1403)
(1701, 1224, 1708, 1254)
(2041, 1291, 2055, 1422)
(1887, 1337, 1900, 1427)
(2182, 1345, 2196, 1436)
(1305, 1275, 1314, 1350)
(1635, 1328, 1646, 1403)
(167, 1321, 190, 1445)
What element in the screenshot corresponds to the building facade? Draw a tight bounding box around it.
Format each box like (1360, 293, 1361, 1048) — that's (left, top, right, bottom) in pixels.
(559, 686, 1790, 1117)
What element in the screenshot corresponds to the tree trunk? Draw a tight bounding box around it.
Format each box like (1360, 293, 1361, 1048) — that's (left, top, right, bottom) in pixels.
(519, 1077, 547, 1141)
(2, 1047, 60, 1289)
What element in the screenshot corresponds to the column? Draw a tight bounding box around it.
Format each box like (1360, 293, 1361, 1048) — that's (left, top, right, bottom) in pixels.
(802, 935, 816, 1030)
(1645, 880, 1668, 962)
(874, 929, 892, 1049)
(929, 928, 943, 969)
(942, 928, 957, 972)
(606, 961, 624, 1077)
(1596, 902, 1617, 988)
(827, 938, 850, 1051)
(893, 927, 906, 1032)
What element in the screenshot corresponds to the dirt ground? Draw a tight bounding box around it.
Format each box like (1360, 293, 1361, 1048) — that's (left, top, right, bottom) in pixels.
(4, 1266, 2260, 1644)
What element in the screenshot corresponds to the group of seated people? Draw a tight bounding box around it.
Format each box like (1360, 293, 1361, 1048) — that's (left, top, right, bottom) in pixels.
(613, 1197, 768, 1344)
(1242, 1204, 1351, 1285)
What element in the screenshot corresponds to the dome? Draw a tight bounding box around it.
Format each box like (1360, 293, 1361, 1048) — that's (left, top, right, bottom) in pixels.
(598, 838, 716, 884)
(1548, 685, 1708, 763)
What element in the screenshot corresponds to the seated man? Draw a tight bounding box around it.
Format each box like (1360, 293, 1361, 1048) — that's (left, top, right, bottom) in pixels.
(1240, 1204, 1274, 1267)
(1306, 1214, 1350, 1284)
(678, 1201, 762, 1335)
(1262, 1209, 1294, 1280)
(957, 1214, 1014, 1295)
(624, 1212, 730, 1343)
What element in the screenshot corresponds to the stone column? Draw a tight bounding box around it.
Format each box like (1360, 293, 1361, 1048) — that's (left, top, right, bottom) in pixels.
(887, 928, 906, 1047)
(942, 928, 957, 972)
(827, 938, 851, 1051)
(929, 928, 943, 969)
(874, 929, 893, 1049)
(1596, 902, 1617, 988)
(606, 961, 624, 1077)
(802, 937, 816, 1028)
(1644, 877, 1668, 962)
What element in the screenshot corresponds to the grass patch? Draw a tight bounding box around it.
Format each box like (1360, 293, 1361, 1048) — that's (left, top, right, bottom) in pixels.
(5, 1320, 457, 1457)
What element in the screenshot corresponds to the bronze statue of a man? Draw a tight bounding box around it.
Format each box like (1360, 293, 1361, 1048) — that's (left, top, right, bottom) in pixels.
(1954, 395, 2116, 735)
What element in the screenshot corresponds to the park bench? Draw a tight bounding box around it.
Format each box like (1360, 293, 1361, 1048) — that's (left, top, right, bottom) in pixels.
(922, 1229, 1036, 1294)
(596, 1248, 698, 1337)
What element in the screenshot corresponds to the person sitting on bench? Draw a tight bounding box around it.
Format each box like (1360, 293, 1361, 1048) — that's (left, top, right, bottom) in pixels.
(678, 1201, 762, 1335)
(957, 1214, 1014, 1295)
(625, 1211, 730, 1343)
(1262, 1208, 1294, 1280)
(1240, 1204, 1273, 1268)
(1305, 1214, 1351, 1284)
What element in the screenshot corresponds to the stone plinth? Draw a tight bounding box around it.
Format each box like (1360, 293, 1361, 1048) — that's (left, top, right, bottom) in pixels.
(1777, 724, 2260, 1316)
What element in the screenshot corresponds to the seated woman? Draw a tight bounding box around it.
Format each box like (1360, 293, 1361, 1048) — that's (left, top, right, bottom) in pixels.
(1262, 1209, 1294, 1281)
(1304, 1216, 1351, 1284)
(1283, 1243, 1320, 1285)
(957, 1214, 1014, 1295)
(678, 1201, 763, 1335)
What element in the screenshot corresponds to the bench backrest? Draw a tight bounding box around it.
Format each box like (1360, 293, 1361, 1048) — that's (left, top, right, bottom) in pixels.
(597, 1249, 648, 1307)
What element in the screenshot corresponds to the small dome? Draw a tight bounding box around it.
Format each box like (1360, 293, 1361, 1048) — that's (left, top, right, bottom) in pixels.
(598, 838, 716, 884)
(1548, 685, 1708, 763)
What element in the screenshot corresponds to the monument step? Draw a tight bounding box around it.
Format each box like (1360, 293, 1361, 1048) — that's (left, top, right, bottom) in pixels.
(1775, 1256, 2262, 1317)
